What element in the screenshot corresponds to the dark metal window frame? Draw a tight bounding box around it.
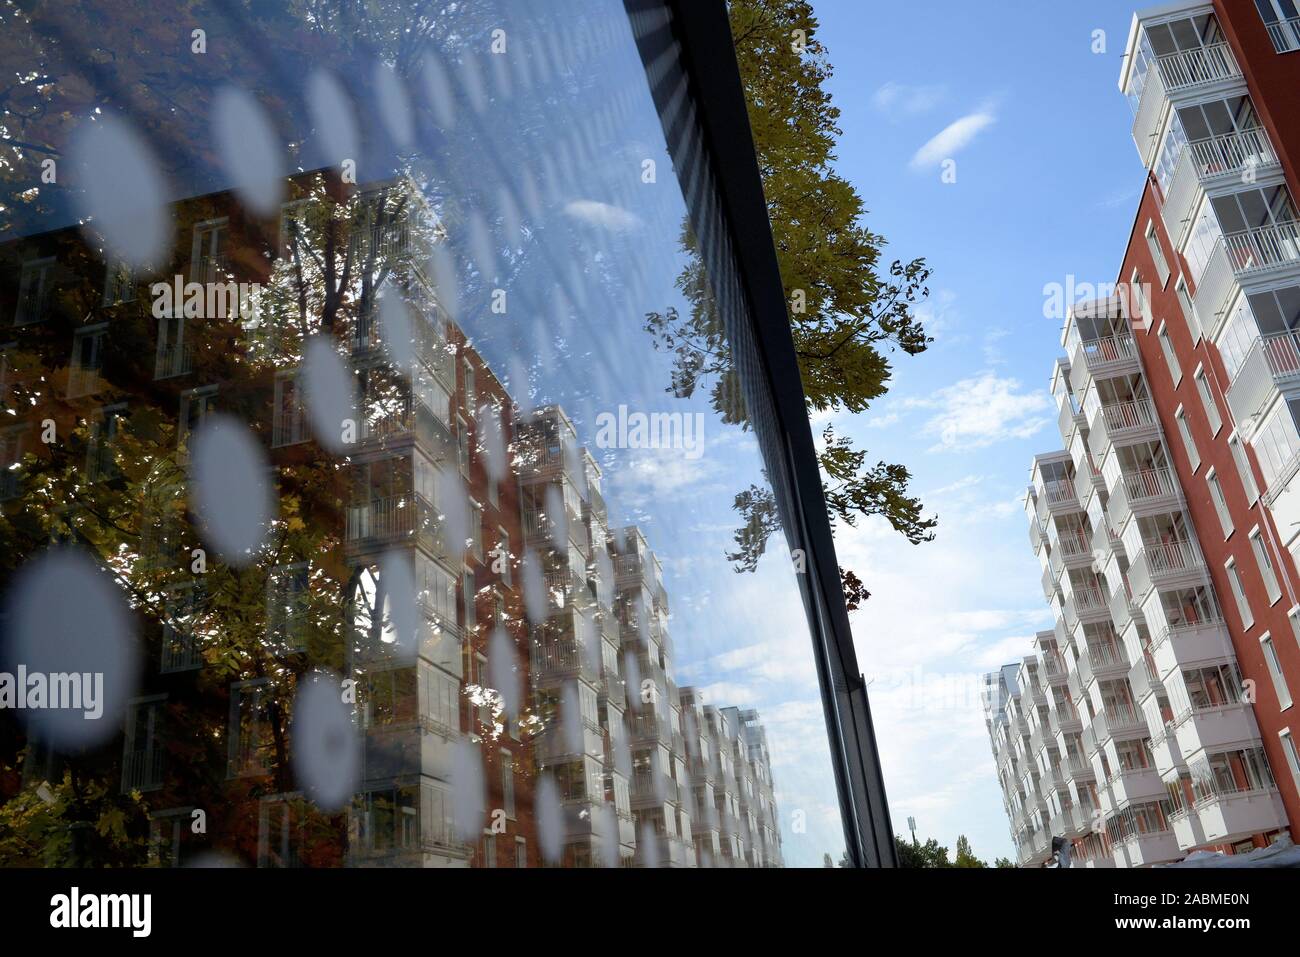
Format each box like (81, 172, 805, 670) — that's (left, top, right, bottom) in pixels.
(625, 0, 897, 866)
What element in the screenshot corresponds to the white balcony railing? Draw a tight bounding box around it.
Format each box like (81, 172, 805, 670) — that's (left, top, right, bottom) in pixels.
(1080, 334, 1136, 370)
(1144, 539, 1202, 577)
(1102, 399, 1157, 435)
(1154, 42, 1240, 91)
(1188, 128, 1279, 180)
(1265, 17, 1300, 54)
(1043, 479, 1077, 506)
(1123, 467, 1177, 503)
(1222, 222, 1300, 277)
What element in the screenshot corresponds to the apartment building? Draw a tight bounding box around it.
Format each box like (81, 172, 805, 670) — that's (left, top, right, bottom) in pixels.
(0, 169, 786, 868)
(986, 0, 1300, 867)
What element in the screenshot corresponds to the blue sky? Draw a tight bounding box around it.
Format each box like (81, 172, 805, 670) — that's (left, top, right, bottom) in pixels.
(808, 0, 1157, 861)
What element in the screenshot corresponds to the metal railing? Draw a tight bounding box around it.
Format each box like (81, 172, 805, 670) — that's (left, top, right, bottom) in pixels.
(1154, 42, 1240, 91)
(1265, 16, 1300, 53)
(1123, 467, 1177, 502)
(1080, 334, 1136, 369)
(1144, 539, 1202, 577)
(154, 342, 194, 380)
(1223, 222, 1300, 276)
(122, 743, 165, 792)
(1188, 127, 1278, 179)
(1044, 479, 1078, 506)
(1102, 399, 1157, 434)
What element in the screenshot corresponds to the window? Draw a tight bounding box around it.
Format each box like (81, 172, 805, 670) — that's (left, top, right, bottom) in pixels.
(0, 425, 27, 501)
(1175, 276, 1199, 341)
(1226, 559, 1253, 630)
(161, 580, 203, 673)
(156, 314, 193, 379)
(229, 679, 275, 777)
(191, 219, 229, 283)
(67, 325, 107, 398)
(86, 404, 126, 482)
(1175, 406, 1200, 471)
(482, 832, 496, 868)
(14, 258, 55, 325)
(1256, 0, 1300, 53)
(1250, 526, 1283, 604)
(1146, 221, 1170, 286)
(1229, 433, 1261, 504)
(267, 563, 310, 654)
(1131, 269, 1153, 331)
(122, 696, 166, 793)
(497, 527, 511, 585)
(470, 502, 483, 561)
(178, 386, 217, 448)
(1261, 634, 1293, 710)
(1281, 730, 1300, 798)
(463, 358, 476, 413)
(103, 261, 136, 305)
(1158, 323, 1182, 385)
(457, 414, 470, 475)
(501, 751, 515, 818)
(515, 837, 528, 868)
(272, 372, 308, 447)
(462, 569, 476, 630)
(1194, 366, 1222, 434)
(1254, 399, 1300, 490)
(1207, 469, 1233, 537)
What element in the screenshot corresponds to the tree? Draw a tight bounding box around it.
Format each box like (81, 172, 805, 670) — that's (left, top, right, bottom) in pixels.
(644, 0, 935, 604)
(953, 834, 987, 868)
(895, 834, 951, 868)
(994, 856, 1016, 869)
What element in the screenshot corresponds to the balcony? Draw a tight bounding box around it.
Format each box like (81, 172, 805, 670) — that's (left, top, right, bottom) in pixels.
(1265, 16, 1300, 53)
(121, 743, 165, 793)
(1172, 703, 1261, 766)
(1106, 766, 1165, 810)
(1194, 787, 1288, 845)
(344, 494, 458, 565)
(1074, 333, 1139, 382)
(1096, 399, 1160, 453)
(1118, 467, 1180, 517)
(1223, 222, 1300, 280)
(1129, 539, 1203, 603)
(1093, 702, 1146, 746)
(1170, 806, 1208, 851)
(1132, 67, 1166, 167)
(1150, 617, 1233, 682)
(1226, 329, 1300, 429)
(154, 342, 194, 380)
(1054, 526, 1093, 568)
(1155, 42, 1241, 93)
(1041, 478, 1080, 513)
(1078, 642, 1129, 688)
(1192, 240, 1235, 332)
(531, 636, 602, 687)
(1114, 827, 1181, 868)
(1162, 128, 1280, 244)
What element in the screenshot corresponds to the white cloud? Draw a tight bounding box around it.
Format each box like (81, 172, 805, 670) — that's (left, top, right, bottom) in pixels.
(907, 373, 1051, 452)
(909, 110, 996, 170)
(872, 81, 946, 116)
(563, 199, 641, 231)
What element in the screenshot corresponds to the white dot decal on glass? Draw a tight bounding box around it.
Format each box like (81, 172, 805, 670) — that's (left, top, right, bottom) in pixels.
(68, 114, 169, 270)
(595, 804, 619, 868)
(213, 86, 283, 216)
(302, 335, 358, 455)
(460, 54, 487, 114)
(478, 403, 505, 484)
(561, 680, 582, 754)
(639, 821, 660, 868)
(306, 69, 359, 167)
(535, 773, 563, 864)
(520, 548, 546, 623)
(1, 548, 137, 748)
(466, 211, 497, 282)
(450, 738, 485, 841)
(428, 242, 460, 320)
(544, 484, 567, 552)
(420, 49, 456, 131)
(291, 670, 361, 812)
(488, 624, 520, 719)
(376, 284, 415, 370)
(623, 650, 642, 714)
(373, 60, 414, 150)
(379, 551, 417, 656)
(189, 414, 274, 567)
(437, 465, 469, 558)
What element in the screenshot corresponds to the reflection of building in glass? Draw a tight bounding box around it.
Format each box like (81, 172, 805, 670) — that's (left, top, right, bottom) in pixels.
(0, 172, 781, 868)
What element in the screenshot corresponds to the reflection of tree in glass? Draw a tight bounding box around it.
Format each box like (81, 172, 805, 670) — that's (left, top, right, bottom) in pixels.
(643, 0, 936, 605)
